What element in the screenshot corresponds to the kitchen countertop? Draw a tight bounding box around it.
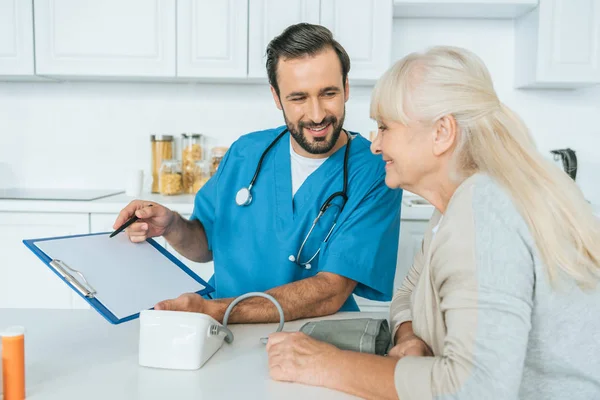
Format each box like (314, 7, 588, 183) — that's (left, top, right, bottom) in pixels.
(1, 191, 598, 221)
(0, 192, 436, 220)
(0, 309, 382, 400)
(0, 192, 198, 215)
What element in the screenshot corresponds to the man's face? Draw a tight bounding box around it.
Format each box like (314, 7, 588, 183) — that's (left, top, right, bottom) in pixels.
(271, 47, 349, 157)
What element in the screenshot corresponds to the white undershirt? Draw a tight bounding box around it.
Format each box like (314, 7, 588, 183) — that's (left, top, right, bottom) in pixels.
(290, 139, 328, 197)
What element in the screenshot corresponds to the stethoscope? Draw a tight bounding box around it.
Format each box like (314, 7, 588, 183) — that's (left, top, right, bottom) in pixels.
(235, 128, 351, 270)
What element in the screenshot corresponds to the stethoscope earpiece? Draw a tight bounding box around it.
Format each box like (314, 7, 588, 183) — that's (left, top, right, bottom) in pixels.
(288, 255, 310, 270)
(235, 187, 253, 206)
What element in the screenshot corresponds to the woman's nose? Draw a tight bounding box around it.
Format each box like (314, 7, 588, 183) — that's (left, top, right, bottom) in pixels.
(370, 133, 382, 155)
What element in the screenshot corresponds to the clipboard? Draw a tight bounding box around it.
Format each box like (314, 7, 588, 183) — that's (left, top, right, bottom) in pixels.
(23, 232, 215, 325)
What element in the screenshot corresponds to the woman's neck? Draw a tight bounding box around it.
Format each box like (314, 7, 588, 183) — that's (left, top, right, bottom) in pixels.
(406, 173, 468, 214)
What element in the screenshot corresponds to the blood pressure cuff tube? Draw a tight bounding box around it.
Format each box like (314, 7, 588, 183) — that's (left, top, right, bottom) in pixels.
(299, 318, 392, 355)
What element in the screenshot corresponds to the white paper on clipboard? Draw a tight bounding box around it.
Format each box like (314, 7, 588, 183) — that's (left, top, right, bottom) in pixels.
(36, 234, 205, 319)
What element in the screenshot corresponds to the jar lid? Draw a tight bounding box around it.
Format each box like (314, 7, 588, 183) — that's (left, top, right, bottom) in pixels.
(150, 135, 174, 141)
(181, 133, 203, 138)
(211, 146, 229, 156)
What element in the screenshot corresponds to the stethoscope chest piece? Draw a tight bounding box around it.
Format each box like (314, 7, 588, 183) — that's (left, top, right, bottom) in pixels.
(236, 187, 252, 206)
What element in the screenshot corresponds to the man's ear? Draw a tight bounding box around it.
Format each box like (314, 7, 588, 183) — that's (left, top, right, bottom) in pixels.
(271, 86, 283, 110)
(433, 115, 458, 157)
(344, 77, 350, 102)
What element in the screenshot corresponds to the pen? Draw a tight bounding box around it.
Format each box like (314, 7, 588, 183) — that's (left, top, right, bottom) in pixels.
(109, 205, 152, 238)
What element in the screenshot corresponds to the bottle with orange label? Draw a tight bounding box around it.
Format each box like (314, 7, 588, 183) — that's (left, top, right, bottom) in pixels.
(2, 326, 26, 400)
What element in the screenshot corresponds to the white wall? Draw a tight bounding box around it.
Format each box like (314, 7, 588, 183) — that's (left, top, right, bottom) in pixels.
(1, 18, 599, 203)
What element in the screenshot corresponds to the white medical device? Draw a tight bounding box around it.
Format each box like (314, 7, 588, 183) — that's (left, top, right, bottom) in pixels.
(138, 292, 284, 370)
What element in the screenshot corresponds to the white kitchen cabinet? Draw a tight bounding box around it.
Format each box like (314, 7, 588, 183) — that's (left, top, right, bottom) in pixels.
(320, 0, 393, 81)
(33, 0, 176, 77)
(164, 214, 214, 284)
(392, 0, 538, 19)
(394, 219, 428, 290)
(355, 219, 429, 312)
(177, 0, 248, 78)
(0, 0, 34, 76)
(0, 212, 89, 309)
(247, 0, 320, 78)
(515, 0, 600, 88)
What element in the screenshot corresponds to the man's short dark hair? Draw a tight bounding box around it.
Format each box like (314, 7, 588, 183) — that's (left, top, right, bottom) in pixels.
(266, 23, 351, 96)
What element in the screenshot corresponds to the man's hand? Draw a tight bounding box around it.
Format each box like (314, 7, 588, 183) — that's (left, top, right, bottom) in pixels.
(153, 272, 357, 324)
(113, 200, 177, 243)
(154, 293, 208, 313)
(388, 334, 433, 359)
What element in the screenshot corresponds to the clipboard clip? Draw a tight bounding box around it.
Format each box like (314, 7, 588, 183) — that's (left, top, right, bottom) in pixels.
(49, 259, 97, 298)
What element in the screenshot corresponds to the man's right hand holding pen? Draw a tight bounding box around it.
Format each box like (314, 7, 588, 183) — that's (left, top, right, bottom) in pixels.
(113, 201, 177, 243)
(113, 200, 211, 263)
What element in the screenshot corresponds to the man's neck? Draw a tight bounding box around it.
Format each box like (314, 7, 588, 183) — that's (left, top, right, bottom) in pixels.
(290, 129, 348, 159)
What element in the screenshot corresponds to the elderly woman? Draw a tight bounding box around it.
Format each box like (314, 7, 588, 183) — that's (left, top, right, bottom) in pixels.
(265, 46, 600, 399)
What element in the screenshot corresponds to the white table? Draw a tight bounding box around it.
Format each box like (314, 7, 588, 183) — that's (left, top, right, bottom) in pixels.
(0, 309, 385, 400)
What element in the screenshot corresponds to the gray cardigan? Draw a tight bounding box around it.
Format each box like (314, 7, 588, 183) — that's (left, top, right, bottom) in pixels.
(390, 174, 600, 400)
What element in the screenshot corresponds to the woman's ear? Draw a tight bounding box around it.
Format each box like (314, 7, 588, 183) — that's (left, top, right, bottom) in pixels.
(433, 115, 457, 156)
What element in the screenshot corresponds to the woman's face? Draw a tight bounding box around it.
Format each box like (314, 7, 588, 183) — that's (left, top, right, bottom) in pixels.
(370, 119, 435, 190)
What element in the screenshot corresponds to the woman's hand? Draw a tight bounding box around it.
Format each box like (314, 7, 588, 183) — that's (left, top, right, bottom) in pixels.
(266, 332, 340, 387)
(388, 334, 433, 359)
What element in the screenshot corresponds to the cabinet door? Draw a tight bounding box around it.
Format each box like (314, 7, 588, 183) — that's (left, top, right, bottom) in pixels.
(515, 0, 600, 88)
(247, 0, 320, 78)
(0, 212, 89, 309)
(0, 0, 34, 76)
(395, 220, 428, 291)
(540, 0, 600, 84)
(355, 219, 428, 312)
(177, 0, 248, 78)
(353, 296, 389, 312)
(320, 0, 392, 81)
(165, 214, 214, 284)
(34, 0, 176, 77)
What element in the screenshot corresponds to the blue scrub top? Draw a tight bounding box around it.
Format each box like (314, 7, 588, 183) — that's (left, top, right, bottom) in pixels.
(191, 126, 402, 311)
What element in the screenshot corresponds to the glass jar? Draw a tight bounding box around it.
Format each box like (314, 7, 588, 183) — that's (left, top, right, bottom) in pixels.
(151, 135, 174, 193)
(181, 133, 205, 193)
(159, 159, 183, 196)
(210, 146, 229, 176)
(191, 160, 210, 194)
(182, 159, 210, 194)
(181, 133, 205, 162)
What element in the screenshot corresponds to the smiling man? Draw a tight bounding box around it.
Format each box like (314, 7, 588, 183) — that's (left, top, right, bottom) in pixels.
(114, 23, 403, 323)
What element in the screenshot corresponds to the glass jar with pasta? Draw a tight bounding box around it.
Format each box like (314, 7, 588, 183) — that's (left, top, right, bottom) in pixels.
(150, 135, 174, 193)
(159, 159, 183, 196)
(190, 160, 210, 194)
(181, 133, 205, 193)
(210, 146, 229, 176)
